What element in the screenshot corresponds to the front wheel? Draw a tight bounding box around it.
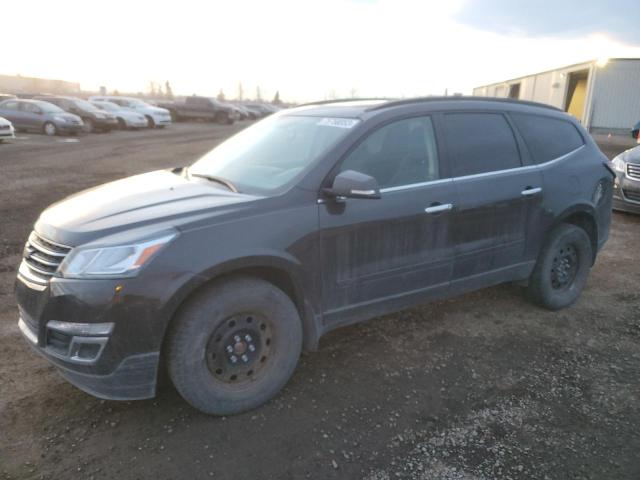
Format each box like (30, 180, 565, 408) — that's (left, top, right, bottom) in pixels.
(167, 276, 303, 415)
(43, 122, 57, 136)
(527, 224, 593, 310)
(145, 115, 156, 128)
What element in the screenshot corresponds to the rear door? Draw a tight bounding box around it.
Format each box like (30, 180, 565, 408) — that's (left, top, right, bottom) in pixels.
(441, 111, 544, 285)
(319, 115, 457, 326)
(20, 102, 43, 130)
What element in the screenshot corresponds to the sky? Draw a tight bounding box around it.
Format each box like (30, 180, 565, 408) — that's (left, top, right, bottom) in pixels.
(4, 0, 640, 102)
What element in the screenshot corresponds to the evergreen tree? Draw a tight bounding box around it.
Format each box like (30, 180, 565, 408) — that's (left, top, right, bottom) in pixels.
(272, 91, 281, 105)
(165, 81, 173, 99)
(217, 88, 226, 101)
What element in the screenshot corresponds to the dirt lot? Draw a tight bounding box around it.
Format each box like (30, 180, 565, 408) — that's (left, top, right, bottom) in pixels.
(1, 124, 639, 480)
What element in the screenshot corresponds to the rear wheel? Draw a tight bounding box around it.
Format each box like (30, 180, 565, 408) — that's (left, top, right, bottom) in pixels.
(167, 276, 302, 415)
(527, 223, 592, 310)
(43, 122, 57, 136)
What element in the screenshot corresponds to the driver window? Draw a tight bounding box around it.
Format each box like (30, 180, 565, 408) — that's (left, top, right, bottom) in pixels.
(339, 116, 439, 189)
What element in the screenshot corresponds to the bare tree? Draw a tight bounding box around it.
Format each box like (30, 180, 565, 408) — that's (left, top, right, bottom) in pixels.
(349, 87, 358, 98)
(256, 86, 262, 101)
(165, 81, 174, 100)
(217, 88, 226, 101)
(237, 82, 244, 101)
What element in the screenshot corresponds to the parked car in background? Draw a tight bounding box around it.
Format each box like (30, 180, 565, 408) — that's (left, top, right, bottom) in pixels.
(243, 102, 280, 118)
(0, 116, 15, 143)
(0, 94, 17, 102)
(35, 96, 117, 133)
(91, 101, 149, 130)
(611, 145, 640, 214)
(89, 96, 171, 128)
(632, 120, 639, 139)
(0, 99, 83, 136)
(15, 97, 613, 415)
(158, 96, 238, 124)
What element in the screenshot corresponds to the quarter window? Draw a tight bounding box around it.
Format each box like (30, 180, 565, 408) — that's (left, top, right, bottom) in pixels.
(443, 113, 521, 176)
(340, 116, 439, 189)
(510, 113, 584, 164)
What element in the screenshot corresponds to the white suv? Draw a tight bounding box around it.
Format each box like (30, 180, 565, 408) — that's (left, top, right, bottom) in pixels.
(88, 96, 171, 128)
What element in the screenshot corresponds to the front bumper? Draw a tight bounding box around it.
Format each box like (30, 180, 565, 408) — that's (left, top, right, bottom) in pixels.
(612, 168, 640, 214)
(14, 270, 172, 400)
(56, 122, 83, 134)
(0, 126, 14, 138)
(94, 117, 119, 130)
(152, 115, 172, 126)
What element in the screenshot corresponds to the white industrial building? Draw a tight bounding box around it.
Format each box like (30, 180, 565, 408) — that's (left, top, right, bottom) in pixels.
(473, 58, 640, 134)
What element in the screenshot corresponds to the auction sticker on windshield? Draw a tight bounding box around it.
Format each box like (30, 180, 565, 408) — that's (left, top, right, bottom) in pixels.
(317, 118, 359, 129)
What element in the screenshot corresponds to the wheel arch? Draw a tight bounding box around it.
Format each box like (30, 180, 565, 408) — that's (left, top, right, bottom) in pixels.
(160, 256, 320, 361)
(551, 204, 599, 264)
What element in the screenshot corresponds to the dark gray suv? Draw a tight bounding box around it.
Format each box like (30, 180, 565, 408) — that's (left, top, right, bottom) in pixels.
(15, 97, 614, 415)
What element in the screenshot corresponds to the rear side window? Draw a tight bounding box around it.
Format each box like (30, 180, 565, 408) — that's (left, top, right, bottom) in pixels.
(443, 113, 521, 177)
(510, 113, 584, 164)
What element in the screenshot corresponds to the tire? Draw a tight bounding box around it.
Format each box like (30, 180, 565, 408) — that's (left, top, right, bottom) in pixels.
(146, 115, 156, 128)
(82, 117, 94, 133)
(43, 122, 57, 136)
(527, 223, 593, 310)
(167, 276, 303, 415)
(117, 118, 127, 130)
(215, 112, 230, 125)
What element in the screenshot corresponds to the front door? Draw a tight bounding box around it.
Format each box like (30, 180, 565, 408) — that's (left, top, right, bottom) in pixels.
(319, 115, 457, 327)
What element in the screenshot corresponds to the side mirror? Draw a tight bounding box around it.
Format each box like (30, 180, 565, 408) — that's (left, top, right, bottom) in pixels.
(324, 170, 381, 200)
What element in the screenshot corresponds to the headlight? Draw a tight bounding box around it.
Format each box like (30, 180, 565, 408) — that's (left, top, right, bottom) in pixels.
(611, 156, 627, 173)
(59, 231, 177, 279)
(53, 116, 68, 123)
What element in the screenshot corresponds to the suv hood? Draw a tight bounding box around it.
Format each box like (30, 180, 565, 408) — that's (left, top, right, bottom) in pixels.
(35, 170, 259, 246)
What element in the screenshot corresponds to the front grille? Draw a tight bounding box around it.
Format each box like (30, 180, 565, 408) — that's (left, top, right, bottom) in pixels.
(22, 232, 71, 282)
(623, 189, 640, 203)
(628, 163, 640, 181)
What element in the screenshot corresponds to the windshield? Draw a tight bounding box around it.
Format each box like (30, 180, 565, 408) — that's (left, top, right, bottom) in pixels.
(127, 99, 148, 107)
(74, 98, 101, 112)
(189, 114, 359, 194)
(93, 102, 118, 111)
(37, 102, 64, 113)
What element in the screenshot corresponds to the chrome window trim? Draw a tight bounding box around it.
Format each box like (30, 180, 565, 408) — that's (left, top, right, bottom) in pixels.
(378, 144, 585, 193)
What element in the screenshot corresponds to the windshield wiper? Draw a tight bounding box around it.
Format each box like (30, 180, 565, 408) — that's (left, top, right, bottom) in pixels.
(189, 171, 239, 193)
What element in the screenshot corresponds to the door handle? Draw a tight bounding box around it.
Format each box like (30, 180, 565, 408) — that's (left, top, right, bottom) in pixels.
(425, 203, 453, 214)
(521, 187, 542, 196)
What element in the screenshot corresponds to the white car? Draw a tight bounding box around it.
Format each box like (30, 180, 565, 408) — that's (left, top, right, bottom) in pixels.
(0, 116, 15, 143)
(91, 101, 149, 129)
(88, 96, 171, 128)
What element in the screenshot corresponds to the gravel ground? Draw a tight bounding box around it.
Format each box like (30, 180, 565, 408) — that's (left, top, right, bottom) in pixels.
(0, 124, 638, 480)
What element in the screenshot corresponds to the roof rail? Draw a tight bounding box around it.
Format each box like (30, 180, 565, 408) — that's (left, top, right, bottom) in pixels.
(296, 98, 392, 108)
(366, 96, 563, 112)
